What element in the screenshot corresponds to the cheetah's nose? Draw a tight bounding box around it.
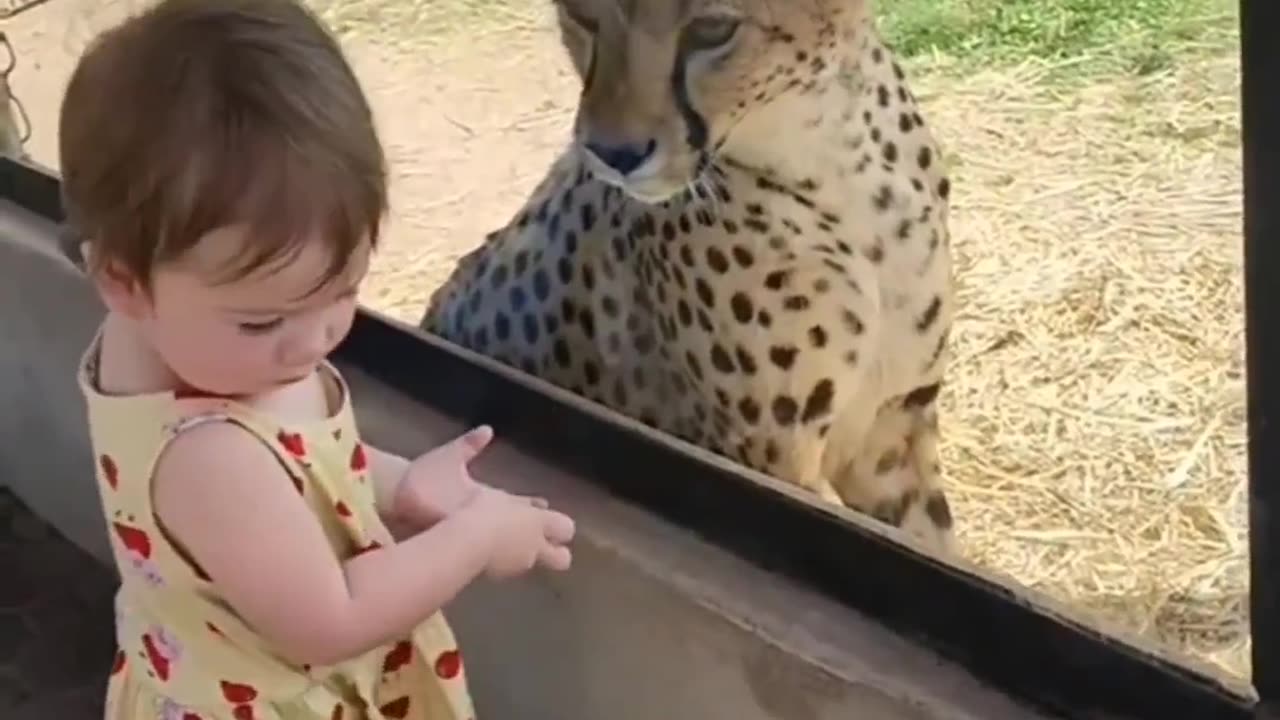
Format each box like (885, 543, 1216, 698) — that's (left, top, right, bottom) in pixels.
(584, 139, 657, 176)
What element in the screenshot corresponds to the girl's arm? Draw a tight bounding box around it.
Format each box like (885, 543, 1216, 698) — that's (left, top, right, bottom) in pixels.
(365, 444, 416, 539)
(152, 421, 496, 667)
(367, 443, 408, 512)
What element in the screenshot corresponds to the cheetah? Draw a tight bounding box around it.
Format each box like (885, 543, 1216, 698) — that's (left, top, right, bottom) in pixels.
(419, 0, 957, 554)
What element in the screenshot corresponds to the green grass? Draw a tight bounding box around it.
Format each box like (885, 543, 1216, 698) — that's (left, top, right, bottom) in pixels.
(307, 0, 1240, 79)
(877, 0, 1239, 75)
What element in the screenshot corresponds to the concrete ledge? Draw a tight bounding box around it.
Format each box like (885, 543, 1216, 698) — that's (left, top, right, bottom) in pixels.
(0, 198, 111, 566)
(0, 199, 1049, 720)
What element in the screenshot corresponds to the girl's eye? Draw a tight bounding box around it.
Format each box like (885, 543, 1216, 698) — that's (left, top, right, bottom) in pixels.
(684, 15, 741, 51)
(237, 318, 283, 335)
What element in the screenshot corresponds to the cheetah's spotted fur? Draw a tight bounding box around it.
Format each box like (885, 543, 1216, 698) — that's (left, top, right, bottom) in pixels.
(420, 0, 957, 553)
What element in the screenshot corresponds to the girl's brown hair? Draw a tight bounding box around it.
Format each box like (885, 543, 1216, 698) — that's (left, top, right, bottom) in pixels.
(59, 0, 387, 293)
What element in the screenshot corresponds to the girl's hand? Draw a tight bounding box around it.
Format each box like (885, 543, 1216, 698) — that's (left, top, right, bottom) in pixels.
(393, 425, 495, 527)
(456, 486, 575, 579)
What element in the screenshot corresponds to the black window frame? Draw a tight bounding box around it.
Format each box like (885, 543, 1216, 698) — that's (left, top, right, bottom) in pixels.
(0, 3, 1271, 715)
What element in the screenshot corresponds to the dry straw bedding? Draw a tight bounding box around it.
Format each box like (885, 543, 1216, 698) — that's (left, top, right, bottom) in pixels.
(915, 51, 1247, 681)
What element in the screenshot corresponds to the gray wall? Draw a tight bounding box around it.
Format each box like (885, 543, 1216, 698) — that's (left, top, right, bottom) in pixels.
(0, 198, 111, 563)
(0, 196, 1049, 720)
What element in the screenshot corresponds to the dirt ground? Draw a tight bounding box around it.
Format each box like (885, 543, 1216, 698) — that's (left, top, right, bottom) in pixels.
(5, 0, 581, 319)
(2, 0, 1250, 690)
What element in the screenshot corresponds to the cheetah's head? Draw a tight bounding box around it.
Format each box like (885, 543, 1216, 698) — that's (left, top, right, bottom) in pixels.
(554, 0, 866, 204)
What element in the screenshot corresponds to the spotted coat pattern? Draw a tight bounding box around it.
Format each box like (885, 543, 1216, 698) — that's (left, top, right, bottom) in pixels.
(420, 0, 958, 554)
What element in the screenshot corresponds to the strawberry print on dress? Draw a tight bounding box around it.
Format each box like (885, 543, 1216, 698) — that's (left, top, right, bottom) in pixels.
(114, 522, 165, 587)
(142, 625, 183, 682)
(434, 649, 462, 680)
(382, 640, 413, 674)
(220, 680, 257, 704)
(277, 431, 306, 458)
(101, 453, 120, 490)
(378, 697, 410, 719)
(221, 680, 259, 720)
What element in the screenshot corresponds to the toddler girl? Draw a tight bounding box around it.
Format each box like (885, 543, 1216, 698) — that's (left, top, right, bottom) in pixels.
(60, 0, 575, 718)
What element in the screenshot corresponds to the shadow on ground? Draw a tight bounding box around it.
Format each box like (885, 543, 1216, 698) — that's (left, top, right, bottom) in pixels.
(0, 486, 115, 719)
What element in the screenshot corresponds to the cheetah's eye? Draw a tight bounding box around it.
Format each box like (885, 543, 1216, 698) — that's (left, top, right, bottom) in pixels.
(683, 15, 741, 51)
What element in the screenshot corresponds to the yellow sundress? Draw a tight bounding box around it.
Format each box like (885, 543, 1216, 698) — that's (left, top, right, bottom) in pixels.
(77, 329, 477, 720)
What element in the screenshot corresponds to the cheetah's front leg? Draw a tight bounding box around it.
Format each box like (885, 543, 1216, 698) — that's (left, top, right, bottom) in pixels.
(901, 390, 957, 554)
(828, 388, 956, 555)
(725, 325, 876, 509)
(770, 431, 845, 507)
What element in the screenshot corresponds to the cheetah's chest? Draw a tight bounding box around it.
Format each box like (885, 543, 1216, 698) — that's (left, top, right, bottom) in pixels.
(552, 213, 947, 448)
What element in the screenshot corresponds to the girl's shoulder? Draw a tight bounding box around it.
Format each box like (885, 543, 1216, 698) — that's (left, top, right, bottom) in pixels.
(79, 323, 366, 516)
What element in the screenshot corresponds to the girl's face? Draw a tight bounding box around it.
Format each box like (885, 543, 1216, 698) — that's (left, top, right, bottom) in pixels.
(96, 224, 371, 396)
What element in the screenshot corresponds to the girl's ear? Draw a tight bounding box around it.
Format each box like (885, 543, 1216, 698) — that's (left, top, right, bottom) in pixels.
(89, 255, 153, 319)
